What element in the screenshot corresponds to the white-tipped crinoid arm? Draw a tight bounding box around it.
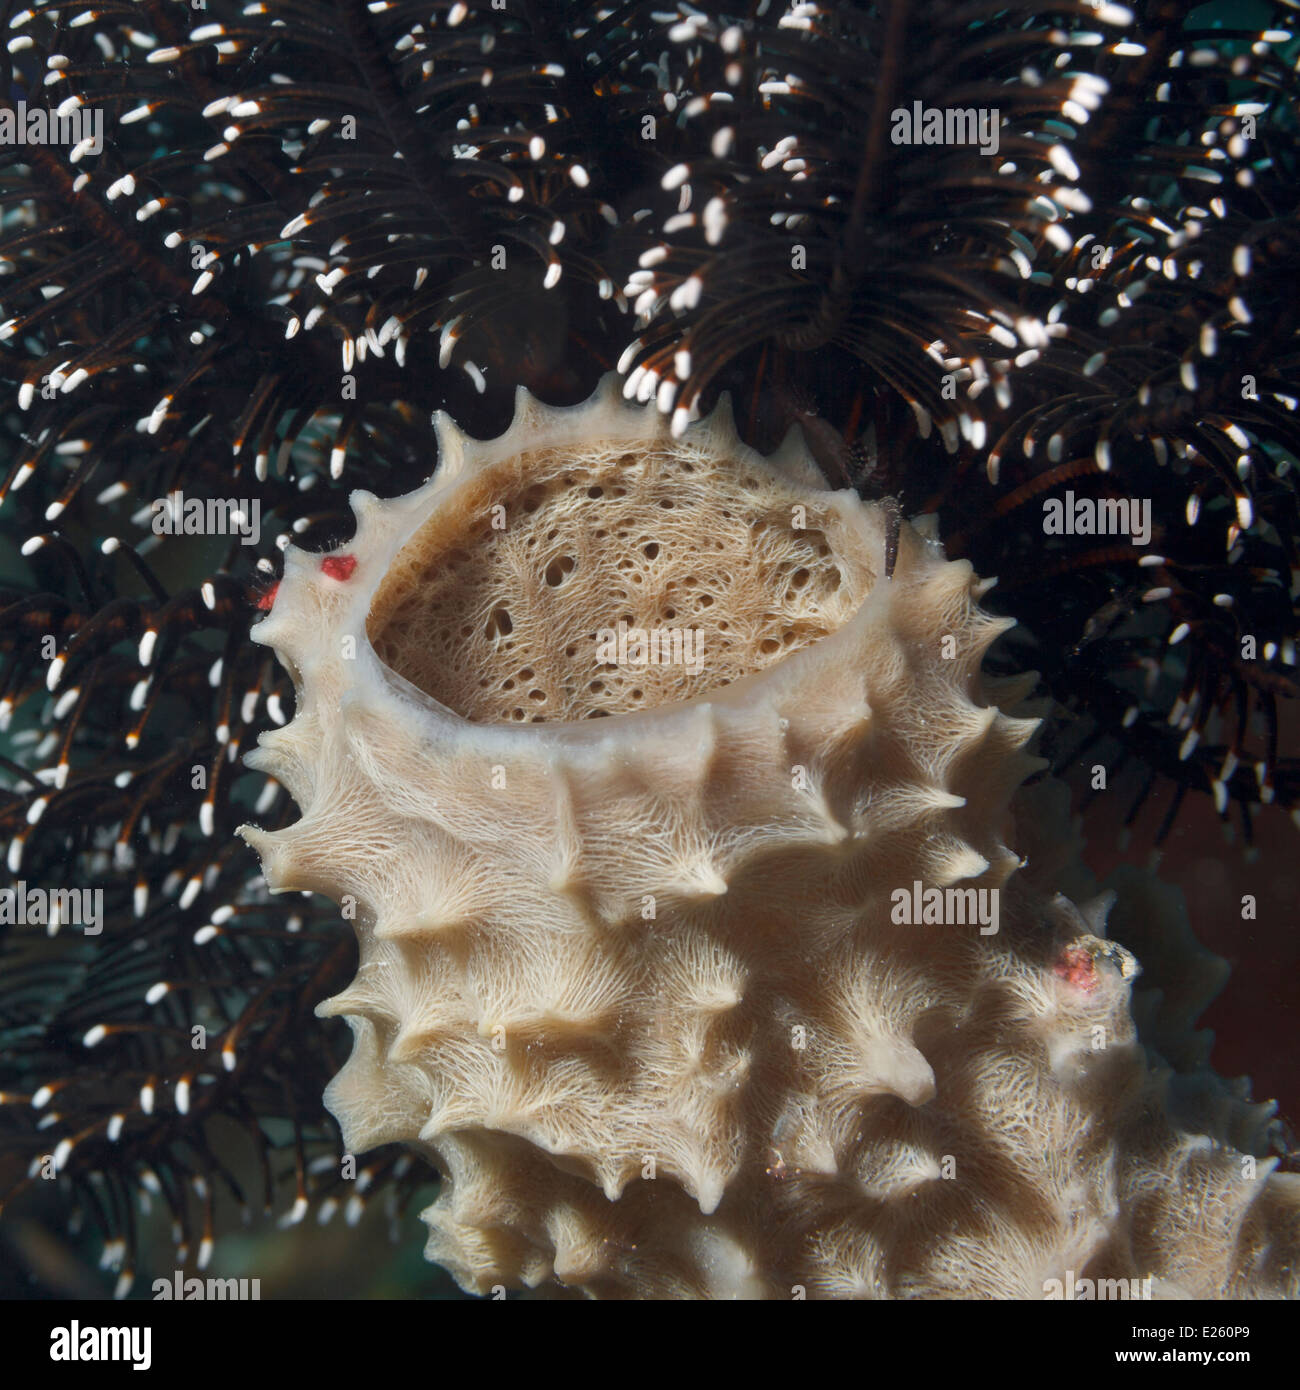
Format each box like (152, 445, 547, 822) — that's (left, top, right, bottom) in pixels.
(240, 375, 1299, 1299)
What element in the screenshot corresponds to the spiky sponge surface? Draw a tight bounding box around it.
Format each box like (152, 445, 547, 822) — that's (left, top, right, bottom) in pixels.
(240, 378, 1298, 1299)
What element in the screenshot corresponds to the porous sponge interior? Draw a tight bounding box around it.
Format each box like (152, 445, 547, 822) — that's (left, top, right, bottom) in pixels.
(366, 441, 871, 722)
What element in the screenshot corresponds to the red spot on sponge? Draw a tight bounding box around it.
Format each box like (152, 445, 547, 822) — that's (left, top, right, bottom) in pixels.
(321, 554, 357, 581)
(1053, 946, 1098, 993)
(256, 581, 280, 611)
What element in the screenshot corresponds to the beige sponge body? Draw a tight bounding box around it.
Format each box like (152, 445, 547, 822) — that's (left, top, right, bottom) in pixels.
(240, 377, 1298, 1298)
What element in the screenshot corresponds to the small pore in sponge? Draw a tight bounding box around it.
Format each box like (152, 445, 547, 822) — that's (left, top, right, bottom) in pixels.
(366, 440, 872, 722)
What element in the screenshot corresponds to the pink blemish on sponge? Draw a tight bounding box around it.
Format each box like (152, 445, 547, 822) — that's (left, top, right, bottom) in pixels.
(1054, 945, 1098, 993)
(321, 554, 357, 581)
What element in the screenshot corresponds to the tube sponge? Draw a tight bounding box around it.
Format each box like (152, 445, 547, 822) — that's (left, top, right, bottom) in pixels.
(239, 377, 1299, 1298)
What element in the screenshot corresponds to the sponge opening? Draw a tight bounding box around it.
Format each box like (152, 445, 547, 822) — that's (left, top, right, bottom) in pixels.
(366, 441, 872, 723)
